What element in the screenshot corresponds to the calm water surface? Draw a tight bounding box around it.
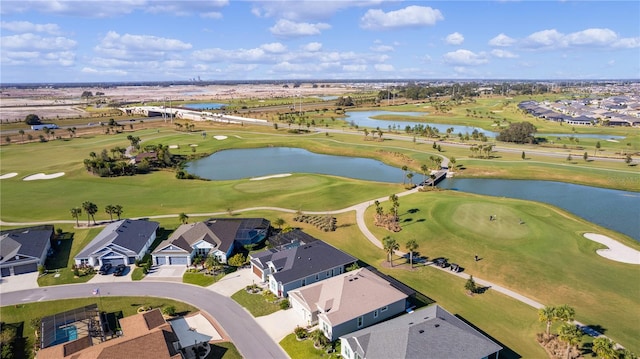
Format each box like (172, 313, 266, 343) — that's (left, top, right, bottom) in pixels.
(186, 147, 638, 240)
(183, 103, 226, 110)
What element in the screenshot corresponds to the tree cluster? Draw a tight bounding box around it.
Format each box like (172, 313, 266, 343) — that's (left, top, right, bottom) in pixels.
(335, 96, 355, 107)
(496, 121, 537, 144)
(24, 114, 42, 125)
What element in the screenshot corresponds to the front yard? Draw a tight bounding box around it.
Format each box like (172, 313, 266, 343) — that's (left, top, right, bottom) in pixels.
(230, 286, 286, 317)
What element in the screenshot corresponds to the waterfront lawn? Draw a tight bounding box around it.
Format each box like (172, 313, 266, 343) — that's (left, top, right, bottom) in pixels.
(230, 289, 282, 317)
(0, 297, 197, 357)
(365, 190, 640, 351)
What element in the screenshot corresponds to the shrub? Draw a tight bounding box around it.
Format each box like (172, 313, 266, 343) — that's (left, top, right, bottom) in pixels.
(279, 299, 290, 310)
(38, 265, 45, 275)
(162, 305, 176, 316)
(294, 326, 307, 340)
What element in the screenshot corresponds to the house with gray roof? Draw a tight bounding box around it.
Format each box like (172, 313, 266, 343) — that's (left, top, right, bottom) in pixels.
(152, 218, 270, 265)
(0, 226, 53, 276)
(250, 239, 357, 298)
(289, 268, 409, 341)
(340, 304, 502, 359)
(74, 219, 159, 267)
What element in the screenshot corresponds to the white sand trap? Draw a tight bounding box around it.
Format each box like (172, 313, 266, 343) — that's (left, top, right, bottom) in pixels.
(213, 135, 228, 140)
(606, 139, 619, 143)
(583, 233, 640, 265)
(250, 173, 292, 181)
(0, 173, 18, 179)
(233, 135, 242, 139)
(23, 172, 65, 181)
(169, 145, 179, 149)
(189, 144, 198, 147)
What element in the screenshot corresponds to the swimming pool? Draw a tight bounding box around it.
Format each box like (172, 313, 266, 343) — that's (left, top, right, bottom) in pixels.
(52, 325, 78, 345)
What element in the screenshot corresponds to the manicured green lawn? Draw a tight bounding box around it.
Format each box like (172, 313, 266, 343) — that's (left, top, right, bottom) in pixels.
(280, 333, 340, 359)
(365, 190, 640, 352)
(230, 289, 282, 317)
(183, 271, 225, 287)
(0, 297, 197, 358)
(131, 267, 145, 281)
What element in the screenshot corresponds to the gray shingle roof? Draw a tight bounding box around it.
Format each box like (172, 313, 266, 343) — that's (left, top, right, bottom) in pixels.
(0, 227, 52, 261)
(341, 305, 502, 359)
(255, 240, 356, 285)
(75, 220, 158, 259)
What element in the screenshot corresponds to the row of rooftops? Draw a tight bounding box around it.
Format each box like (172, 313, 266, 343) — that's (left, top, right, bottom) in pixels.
(519, 95, 640, 126)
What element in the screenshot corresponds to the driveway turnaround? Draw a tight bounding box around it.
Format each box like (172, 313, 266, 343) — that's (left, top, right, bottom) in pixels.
(1, 282, 289, 359)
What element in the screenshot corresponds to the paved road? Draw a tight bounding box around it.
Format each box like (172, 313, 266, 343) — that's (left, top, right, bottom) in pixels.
(1, 282, 288, 359)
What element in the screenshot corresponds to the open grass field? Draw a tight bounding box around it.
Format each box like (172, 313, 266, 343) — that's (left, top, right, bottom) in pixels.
(365, 190, 640, 351)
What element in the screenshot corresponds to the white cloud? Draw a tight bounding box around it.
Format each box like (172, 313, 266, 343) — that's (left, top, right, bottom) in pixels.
(270, 19, 331, 37)
(302, 42, 322, 52)
(370, 45, 394, 52)
(98, 31, 191, 52)
(343, 64, 367, 72)
(521, 28, 639, 50)
(443, 49, 488, 66)
(192, 47, 269, 63)
(260, 42, 287, 53)
(445, 32, 464, 45)
(201, 12, 223, 19)
(374, 63, 394, 71)
(488, 33, 516, 47)
(360, 6, 443, 30)
(491, 49, 518, 58)
(0, 21, 61, 35)
(251, 1, 381, 21)
(1, 33, 76, 50)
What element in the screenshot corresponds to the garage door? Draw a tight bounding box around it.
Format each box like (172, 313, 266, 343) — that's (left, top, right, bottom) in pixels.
(155, 256, 167, 265)
(169, 256, 188, 265)
(13, 263, 38, 275)
(102, 257, 126, 266)
(1, 268, 10, 277)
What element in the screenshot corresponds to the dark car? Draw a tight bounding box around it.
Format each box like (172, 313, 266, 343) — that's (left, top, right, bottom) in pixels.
(433, 257, 448, 268)
(113, 264, 126, 276)
(98, 263, 112, 275)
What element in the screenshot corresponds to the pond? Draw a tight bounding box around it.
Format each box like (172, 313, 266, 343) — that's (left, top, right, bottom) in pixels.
(183, 103, 226, 110)
(186, 147, 638, 240)
(185, 147, 402, 183)
(441, 178, 639, 241)
(345, 111, 626, 140)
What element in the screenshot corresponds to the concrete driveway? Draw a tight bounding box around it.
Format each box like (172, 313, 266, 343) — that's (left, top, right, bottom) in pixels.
(0, 272, 39, 293)
(208, 268, 256, 297)
(88, 266, 133, 283)
(255, 308, 307, 342)
(143, 265, 187, 282)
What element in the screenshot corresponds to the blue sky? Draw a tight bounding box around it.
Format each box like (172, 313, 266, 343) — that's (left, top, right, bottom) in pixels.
(1, 0, 639, 83)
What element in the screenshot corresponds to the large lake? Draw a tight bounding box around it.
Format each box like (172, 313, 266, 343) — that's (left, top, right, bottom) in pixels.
(183, 103, 226, 110)
(346, 111, 625, 140)
(186, 147, 638, 240)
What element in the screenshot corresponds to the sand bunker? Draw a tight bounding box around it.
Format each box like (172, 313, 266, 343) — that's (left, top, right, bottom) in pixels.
(23, 172, 65, 181)
(213, 135, 228, 140)
(169, 145, 179, 149)
(606, 139, 619, 143)
(189, 144, 198, 147)
(0, 173, 18, 179)
(583, 233, 640, 265)
(250, 173, 292, 181)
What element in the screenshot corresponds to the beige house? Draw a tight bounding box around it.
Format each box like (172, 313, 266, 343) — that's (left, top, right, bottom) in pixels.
(289, 268, 409, 341)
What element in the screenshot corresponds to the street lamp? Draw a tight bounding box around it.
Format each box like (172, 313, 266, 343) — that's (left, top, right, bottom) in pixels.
(163, 96, 173, 124)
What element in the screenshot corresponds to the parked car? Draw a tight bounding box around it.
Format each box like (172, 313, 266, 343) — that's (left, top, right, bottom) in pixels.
(113, 264, 126, 276)
(98, 263, 112, 275)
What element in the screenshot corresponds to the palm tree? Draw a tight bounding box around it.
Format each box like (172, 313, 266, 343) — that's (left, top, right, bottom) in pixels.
(538, 306, 556, 336)
(18, 129, 24, 142)
(113, 205, 123, 220)
(82, 201, 98, 225)
(383, 236, 399, 267)
(420, 164, 428, 185)
(401, 165, 408, 184)
(558, 323, 582, 359)
(592, 337, 617, 359)
(430, 173, 436, 187)
(70, 207, 82, 227)
(406, 172, 414, 186)
(405, 239, 419, 268)
(105, 204, 115, 221)
(273, 217, 285, 229)
(310, 329, 327, 349)
(178, 212, 189, 224)
(555, 304, 575, 323)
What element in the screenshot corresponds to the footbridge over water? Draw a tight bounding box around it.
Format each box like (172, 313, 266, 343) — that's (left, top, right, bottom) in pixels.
(419, 169, 448, 187)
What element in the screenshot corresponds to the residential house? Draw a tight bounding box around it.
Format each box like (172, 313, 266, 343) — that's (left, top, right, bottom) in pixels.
(289, 268, 409, 341)
(37, 308, 182, 359)
(340, 304, 502, 359)
(0, 226, 53, 276)
(74, 219, 159, 267)
(152, 218, 270, 265)
(250, 239, 357, 297)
